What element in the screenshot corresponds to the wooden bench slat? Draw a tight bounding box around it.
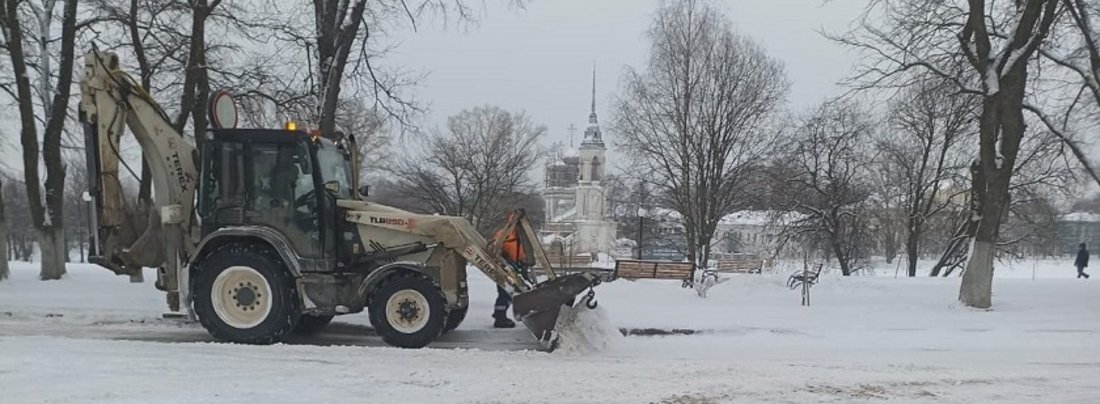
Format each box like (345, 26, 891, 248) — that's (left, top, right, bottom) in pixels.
(614, 260, 695, 281)
(714, 258, 765, 274)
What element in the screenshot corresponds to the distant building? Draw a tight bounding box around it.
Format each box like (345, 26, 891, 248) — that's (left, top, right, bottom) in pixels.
(1057, 212, 1100, 255)
(541, 69, 617, 256)
(713, 211, 777, 258)
(625, 209, 801, 262)
(624, 209, 802, 262)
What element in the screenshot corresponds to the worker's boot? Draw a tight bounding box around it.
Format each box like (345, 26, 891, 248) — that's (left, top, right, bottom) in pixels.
(493, 313, 516, 328)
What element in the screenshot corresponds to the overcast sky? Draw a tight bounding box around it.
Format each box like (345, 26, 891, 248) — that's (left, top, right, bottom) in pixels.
(0, 0, 868, 181)
(386, 0, 865, 150)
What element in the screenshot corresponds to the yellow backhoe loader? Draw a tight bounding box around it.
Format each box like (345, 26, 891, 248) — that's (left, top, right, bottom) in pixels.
(78, 48, 603, 350)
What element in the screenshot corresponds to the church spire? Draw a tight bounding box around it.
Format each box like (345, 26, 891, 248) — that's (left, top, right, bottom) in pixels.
(583, 64, 603, 144)
(588, 64, 598, 125)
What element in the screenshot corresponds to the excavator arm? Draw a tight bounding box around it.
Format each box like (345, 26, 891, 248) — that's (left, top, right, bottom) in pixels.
(78, 50, 199, 313)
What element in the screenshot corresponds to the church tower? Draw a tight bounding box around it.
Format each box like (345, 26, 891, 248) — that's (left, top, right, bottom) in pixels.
(540, 66, 618, 257)
(577, 66, 607, 221)
(579, 67, 606, 184)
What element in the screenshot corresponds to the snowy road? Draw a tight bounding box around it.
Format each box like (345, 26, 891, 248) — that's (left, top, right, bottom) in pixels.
(0, 313, 542, 350)
(2, 260, 1099, 403)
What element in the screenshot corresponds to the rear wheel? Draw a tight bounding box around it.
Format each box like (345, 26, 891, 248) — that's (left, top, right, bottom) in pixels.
(368, 272, 447, 348)
(192, 244, 300, 344)
(293, 314, 335, 335)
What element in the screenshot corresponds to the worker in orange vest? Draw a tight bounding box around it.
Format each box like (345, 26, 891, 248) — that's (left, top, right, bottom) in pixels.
(491, 221, 527, 328)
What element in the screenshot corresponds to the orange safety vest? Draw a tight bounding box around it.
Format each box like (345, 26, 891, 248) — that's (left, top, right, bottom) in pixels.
(494, 227, 526, 264)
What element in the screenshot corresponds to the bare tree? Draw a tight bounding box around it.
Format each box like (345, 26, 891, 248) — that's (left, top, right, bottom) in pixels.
(835, 0, 1073, 307)
(1, 180, 34, 262)
(173, 0, 223, 145)
(390, 105, 544, 236)
(775, 101, 875, 276)
(864, 152, 904, 264)
(335, 99, 392, 179)
(63, 154, 88, 264)
(245, 1, 491, 138)
(1031, 0, 1100, 184)
(930, 121, 1078, 276)
(1, 0, 79, 280)
(878, 77, 976, 276)
(613, 0, 788, 269)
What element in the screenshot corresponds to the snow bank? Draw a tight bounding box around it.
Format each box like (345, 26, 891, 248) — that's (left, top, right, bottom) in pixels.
(552, 295, 623, 355)
(2, 260, 1099, 402)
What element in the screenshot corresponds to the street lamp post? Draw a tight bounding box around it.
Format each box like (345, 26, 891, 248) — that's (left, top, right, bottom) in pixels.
(637, 207, 647, 260)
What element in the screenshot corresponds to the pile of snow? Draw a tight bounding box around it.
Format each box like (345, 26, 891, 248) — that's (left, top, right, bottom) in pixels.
(551, 295, 623, 355)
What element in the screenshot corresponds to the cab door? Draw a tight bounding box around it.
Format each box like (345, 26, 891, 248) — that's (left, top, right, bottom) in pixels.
(246, 142, 324, 259)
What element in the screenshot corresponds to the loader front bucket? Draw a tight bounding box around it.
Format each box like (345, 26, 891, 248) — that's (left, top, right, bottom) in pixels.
(512, 271, 603, 351)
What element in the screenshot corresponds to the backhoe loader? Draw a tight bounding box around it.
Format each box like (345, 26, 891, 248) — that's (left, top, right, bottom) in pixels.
(78, 49, 602, 350)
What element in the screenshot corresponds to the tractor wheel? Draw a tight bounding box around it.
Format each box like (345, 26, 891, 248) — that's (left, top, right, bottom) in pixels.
(368, 272, 447, 348)
(293, 314, 335, 335)
(442, 305, 467, 334)
(192, 244, 300, 344)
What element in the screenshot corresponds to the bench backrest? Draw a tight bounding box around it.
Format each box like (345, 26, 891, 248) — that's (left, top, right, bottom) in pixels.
(615, 260, 695, 280)
(716, 259, 764, 272)
(808, 263, 823, 276)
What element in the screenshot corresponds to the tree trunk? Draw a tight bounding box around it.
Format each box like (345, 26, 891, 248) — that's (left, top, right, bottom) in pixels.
(37, 227, 66, 280)
(315, 0, 368, 137)
(174, 0, 211, 145)
(959, 238, 994, 307)
(959, 68, 1026, 308)
(1, 0, 77, 281)
(832, 239, 852, 276)
(905, 228, 919, 277)
(0, 179, 8, 281)
(883, 225, 898, 264)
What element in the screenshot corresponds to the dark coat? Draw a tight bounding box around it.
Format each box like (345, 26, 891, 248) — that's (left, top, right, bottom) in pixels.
(1075, 248, 1089, 268)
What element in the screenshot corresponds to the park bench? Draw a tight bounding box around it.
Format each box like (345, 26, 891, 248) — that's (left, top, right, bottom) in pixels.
(787, 263, 823, 306)
(693, 256, 766, 291)
(716, 258, 765, 274)
(613, 259, 697, 288)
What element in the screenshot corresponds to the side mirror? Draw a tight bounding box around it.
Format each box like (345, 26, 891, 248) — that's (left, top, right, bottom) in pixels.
(358, 184, 370, 198)
(323, 180, 340, 194)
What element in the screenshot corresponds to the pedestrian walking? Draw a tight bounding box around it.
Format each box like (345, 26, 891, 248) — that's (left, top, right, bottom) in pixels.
(1075, 243, 1090, 279)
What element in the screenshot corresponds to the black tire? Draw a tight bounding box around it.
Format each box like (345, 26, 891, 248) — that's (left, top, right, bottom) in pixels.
(293, 314, 335, 335)
(442, 305, 467, 334)
(368, 272, 447, 348)
(192, 243, 300, 344)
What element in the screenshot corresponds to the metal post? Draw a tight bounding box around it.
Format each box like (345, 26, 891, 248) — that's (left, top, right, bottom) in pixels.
(637, 214, 643, 259)
(802, 276, 810, 306)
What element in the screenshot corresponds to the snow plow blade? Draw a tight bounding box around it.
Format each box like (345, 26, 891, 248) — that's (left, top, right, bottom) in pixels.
(512, 271, 603, 351)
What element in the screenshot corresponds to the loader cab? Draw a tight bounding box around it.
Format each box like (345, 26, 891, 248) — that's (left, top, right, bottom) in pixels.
(197, 129, 355, 270)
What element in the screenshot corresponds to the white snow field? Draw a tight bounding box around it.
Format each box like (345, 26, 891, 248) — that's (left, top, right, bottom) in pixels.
(1, 259, 1098, 403)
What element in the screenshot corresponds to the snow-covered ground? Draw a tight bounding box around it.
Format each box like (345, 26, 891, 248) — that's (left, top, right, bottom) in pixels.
(1, 259, 1098, 403)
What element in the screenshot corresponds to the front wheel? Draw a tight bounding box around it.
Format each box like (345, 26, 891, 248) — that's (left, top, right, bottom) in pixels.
(192, 244, 300, 344)
(368, 272, 447, 348)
